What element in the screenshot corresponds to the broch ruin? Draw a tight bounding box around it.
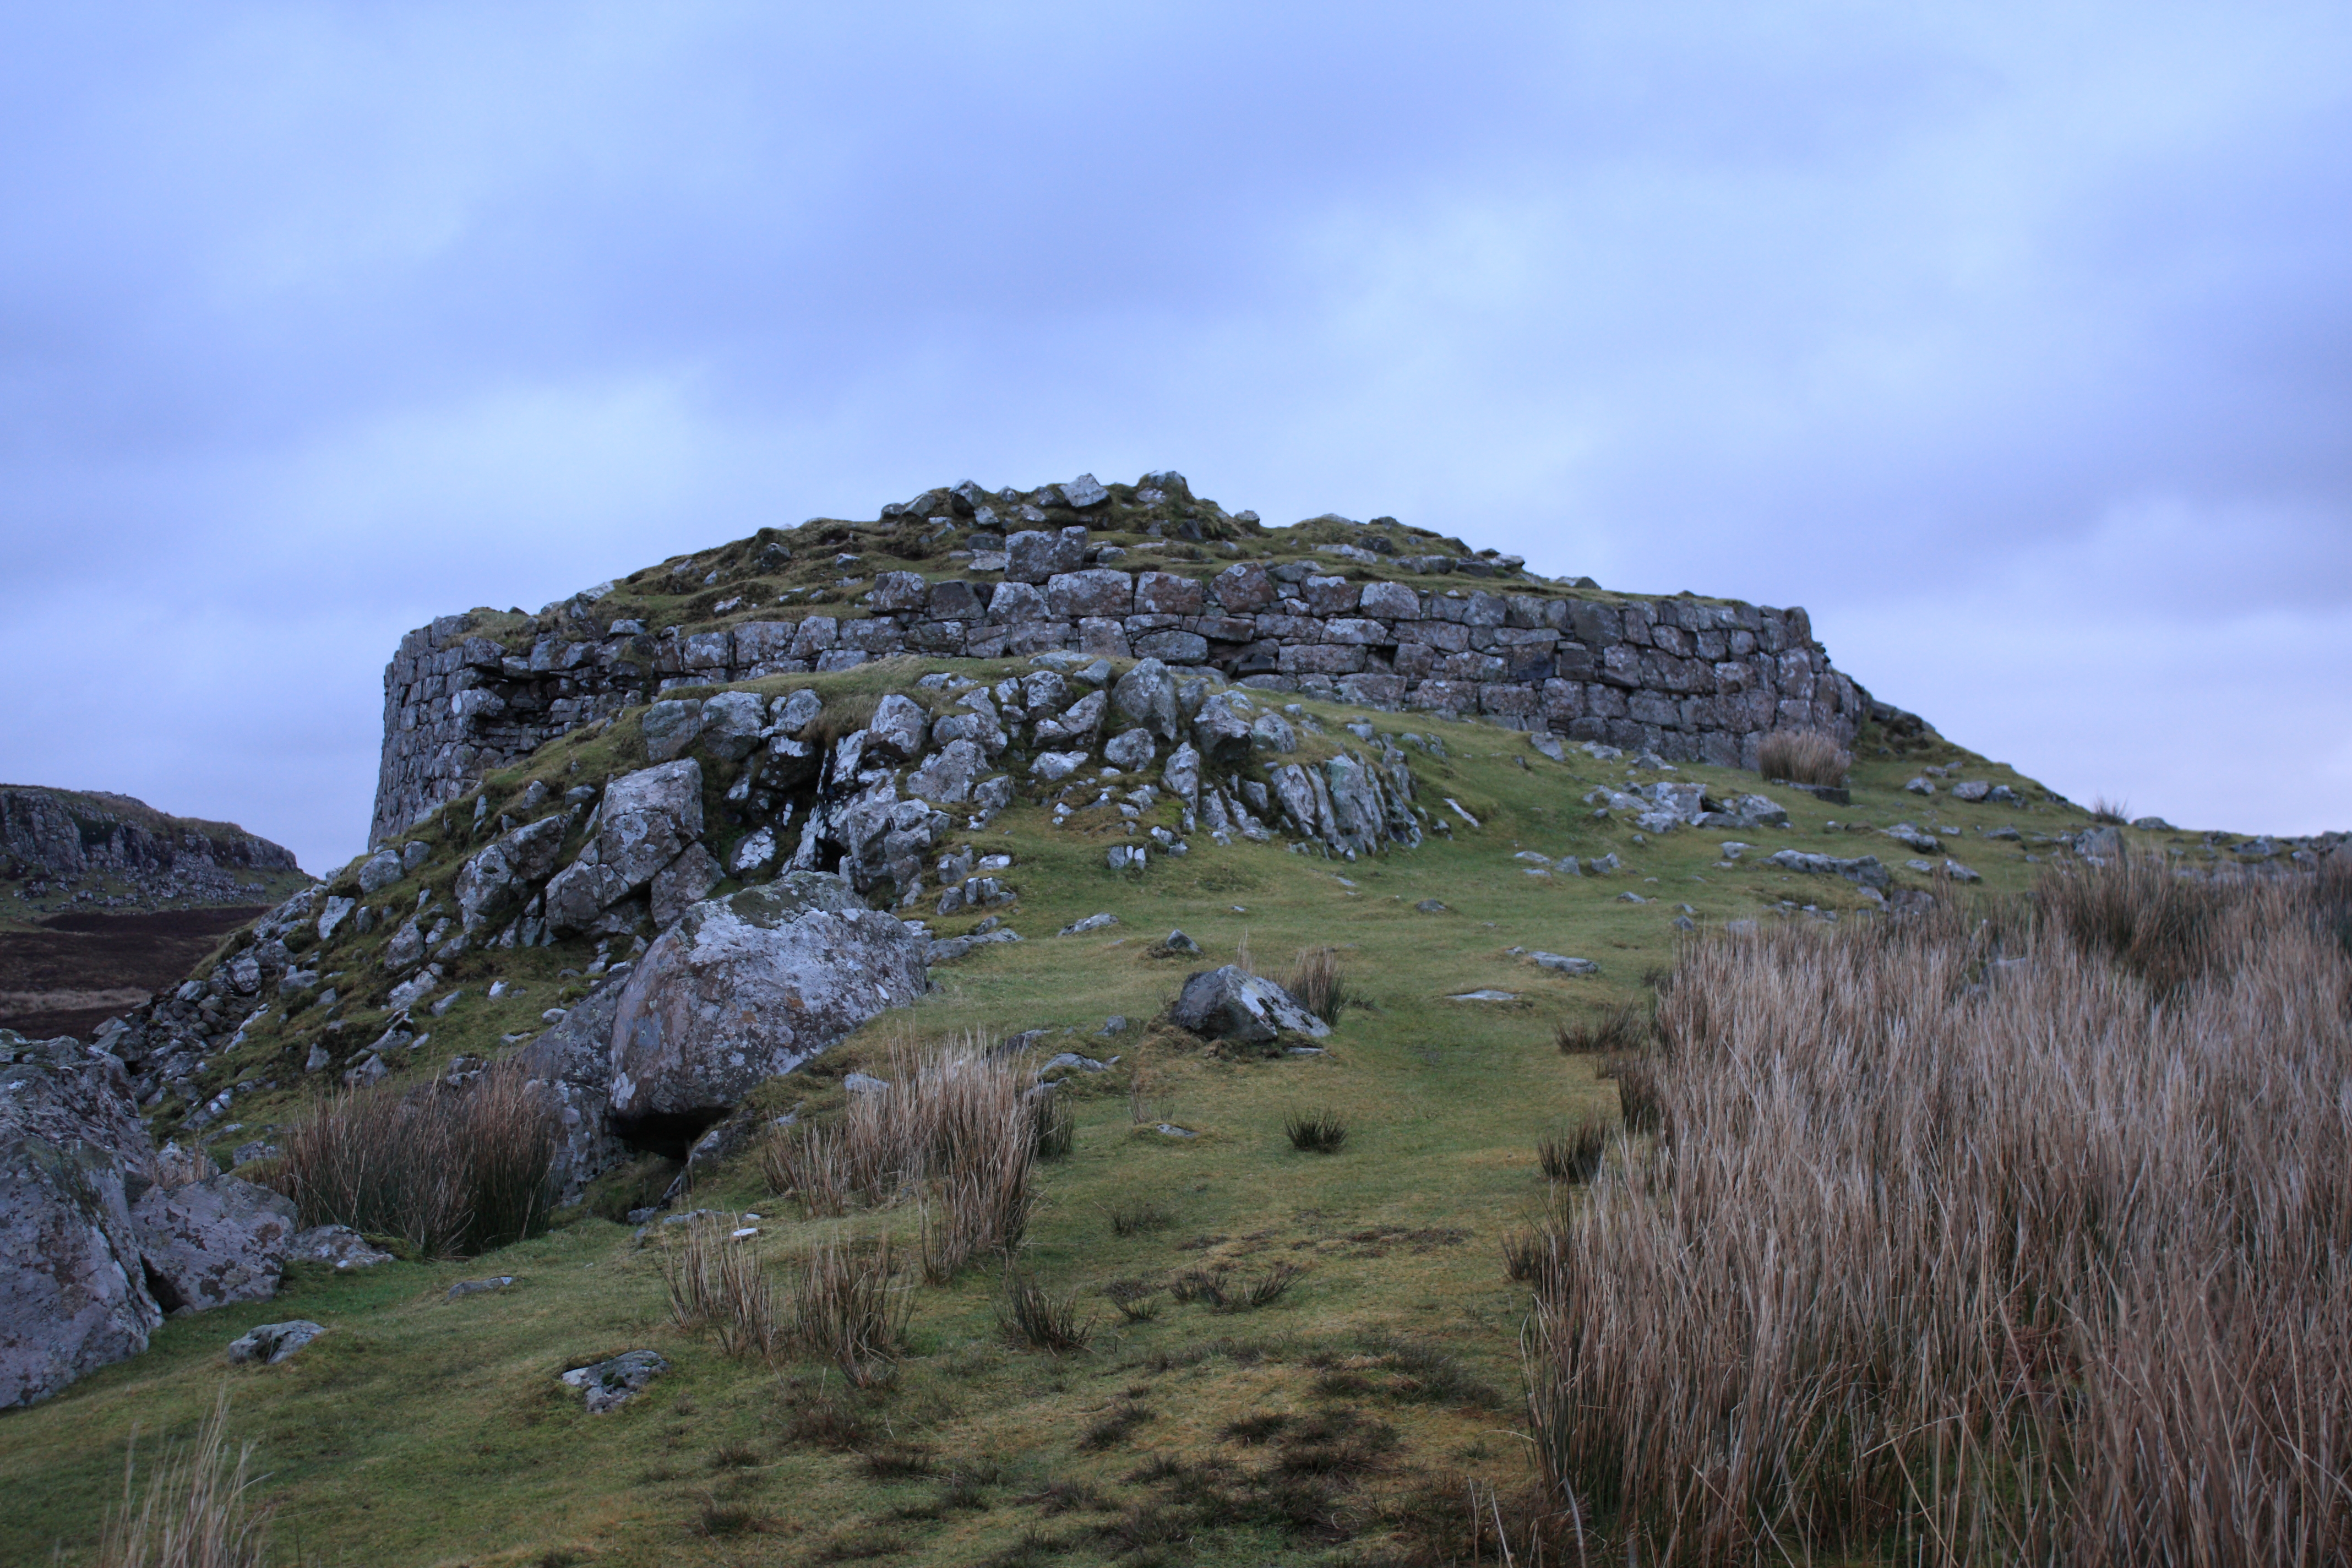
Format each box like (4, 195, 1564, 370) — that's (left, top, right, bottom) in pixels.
(371, 471, 1890, 846)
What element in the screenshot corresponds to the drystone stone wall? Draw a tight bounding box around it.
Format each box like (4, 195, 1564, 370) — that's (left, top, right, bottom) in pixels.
(372, 542, 1871, 846)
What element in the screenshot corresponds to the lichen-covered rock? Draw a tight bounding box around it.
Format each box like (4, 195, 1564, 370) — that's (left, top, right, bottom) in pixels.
(543, 861, 634, 936)
(455, 814, 568, 936)
(562, 1348, 668, 1413)
(357, 848, 404, 894)
(226, 1319, 324, 1365)
(598, 760, 705, 891)
(132, 1176, 300, 1311)
(698, 690, 769, 762)
(1112, 658, 1181, 741)
(1764, 849, 1889, 888)
(906, 739, 985, 804)
(1, 1036, 161, 1407)
(286, 1224, 393, 1270)
(1169, 966, 1331, 1045)
(771, 688, 823, 736)
(649, 842, 722, 929)
(1189, 690, 1255, 768)
(607, 874, 928, 1123)
(865, 694, 930, 761)
(515, 980, 631, 1200)
(1104, 728, 1157, 770)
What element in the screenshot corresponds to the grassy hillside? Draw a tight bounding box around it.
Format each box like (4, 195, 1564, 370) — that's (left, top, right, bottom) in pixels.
(3, 667, 2198, 1567)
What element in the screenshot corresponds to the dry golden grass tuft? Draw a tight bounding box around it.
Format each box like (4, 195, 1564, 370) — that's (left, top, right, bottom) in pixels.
(272, 1064, 558, 1257)
(95, 1387, 271, 1568)
(756, 1036, 1044, 1281)
(1528, 856, 2352, 1564)
(1756, 727, 1850, 787)
(1279, 945, 1352, 1023)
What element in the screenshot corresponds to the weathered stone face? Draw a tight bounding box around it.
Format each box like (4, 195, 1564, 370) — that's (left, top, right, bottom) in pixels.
(605, 875, 929, 1123)
(132, 1175, 299, 1313)
(455, 814, 569, 936)
(1169, 966, 1331, 1045)
(598, 760, 704, 893)
(1, 1038, 161, 1408)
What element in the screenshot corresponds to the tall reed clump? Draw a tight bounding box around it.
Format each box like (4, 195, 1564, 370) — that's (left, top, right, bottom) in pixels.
(95, 1386, 272, 1568)
(790, 1233, 910, 1383)
(273, 1065, 558, 1257)
(659, 1217, 785, 1362)
(756, 1036, 1046, 1281)
(1526, 856, 2352, 1566)
(661, 1218, 907, 1381)
(1756, 728, 1850, 788)
(1281, 945, 1352, 1025)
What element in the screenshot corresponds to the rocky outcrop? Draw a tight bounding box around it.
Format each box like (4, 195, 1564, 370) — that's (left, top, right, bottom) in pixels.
(131, 1175, 300, 1312)
(2, 1030, 331, 1404)
(608, 874, 928, 1123)
(96, 884, 320, 1123)
(371, 472, 1872, 842)
(1169, 966, 1332, 1046)
(1, 1033, 161, 1407)
(1, 786, 301, 907)
(520, 873, 928, 1197)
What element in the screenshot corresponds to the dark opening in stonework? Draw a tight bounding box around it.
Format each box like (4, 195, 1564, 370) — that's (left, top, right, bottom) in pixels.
(609, 1105, 729, 1162)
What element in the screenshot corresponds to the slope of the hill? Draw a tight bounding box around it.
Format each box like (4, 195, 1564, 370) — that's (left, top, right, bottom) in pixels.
(15, 646, 2310, 1567)
(0, 786, 308, 1039)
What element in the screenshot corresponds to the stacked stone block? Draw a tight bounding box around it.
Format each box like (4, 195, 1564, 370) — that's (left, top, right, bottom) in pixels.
(373, 565, 1865, 846)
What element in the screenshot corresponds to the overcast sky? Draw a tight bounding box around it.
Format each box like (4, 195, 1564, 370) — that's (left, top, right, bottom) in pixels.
(5, 2, 2346, 874)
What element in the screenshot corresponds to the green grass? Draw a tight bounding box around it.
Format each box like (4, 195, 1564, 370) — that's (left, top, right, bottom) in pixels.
(8, 667, 2196, 1565)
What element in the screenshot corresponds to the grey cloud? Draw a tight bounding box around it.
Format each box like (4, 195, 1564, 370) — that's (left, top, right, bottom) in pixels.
(2, 1, 2346, 868)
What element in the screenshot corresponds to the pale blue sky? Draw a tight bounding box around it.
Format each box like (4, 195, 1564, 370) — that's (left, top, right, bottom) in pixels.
(5, 2, 2346, 871)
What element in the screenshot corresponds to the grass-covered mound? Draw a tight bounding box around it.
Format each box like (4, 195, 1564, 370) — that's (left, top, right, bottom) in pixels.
(9, 661, 2278, 1566)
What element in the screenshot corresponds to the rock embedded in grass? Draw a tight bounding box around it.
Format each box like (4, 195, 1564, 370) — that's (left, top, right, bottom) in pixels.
(1169, 966, 1330, 1045)
(560, 1349, 669, 1414)
(132, 1175, 298, 1312)
(226, 1320, 324, 1365)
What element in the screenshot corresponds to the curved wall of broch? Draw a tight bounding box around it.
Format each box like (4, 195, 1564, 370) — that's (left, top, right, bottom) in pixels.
(372, 552, 1879, 846)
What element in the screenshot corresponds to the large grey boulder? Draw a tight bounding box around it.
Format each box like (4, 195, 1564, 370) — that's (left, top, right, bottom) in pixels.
(132, 1176, 300, 1312)
(454, 814, 568, 936)
(1104, 727, 1157, 770)
(649, 842, 722, 929)
(1169, 966, 1332, 1046)
(1, 1036, 161, 1407)
(1190, 690, 1255, 767)
(607, 874, 929, 1124)
(771, 688, 823, 736)
(543, 862, 635, 936)
(1006, 528, 1087, 583)
(598, 760, 705, 891)
(1112, 658, 1181, 741)
(357, 848, 405, 894)
(1059, 472, 1109, 509)
(906, 738, 985, 803)
(1034, 689, 1107, 745)
(698, 691, 768, 762)
(865, 694, 930, 761)
(641, 698, 703, 763)
(515, 982, 631, 1200)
